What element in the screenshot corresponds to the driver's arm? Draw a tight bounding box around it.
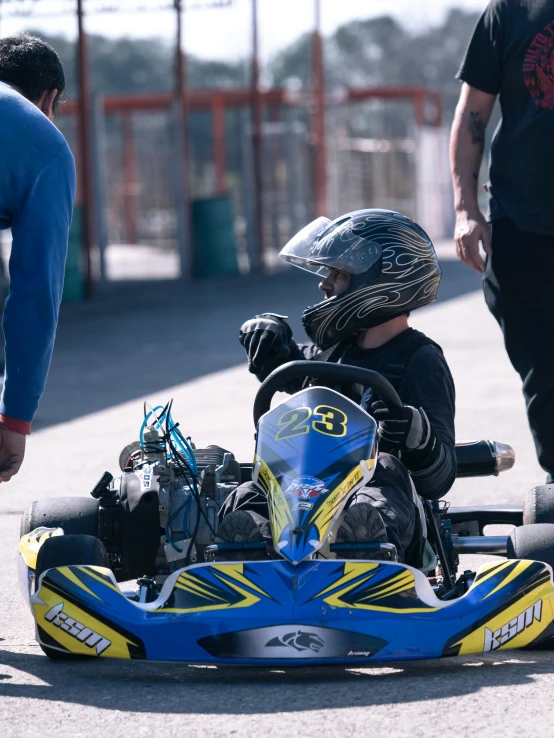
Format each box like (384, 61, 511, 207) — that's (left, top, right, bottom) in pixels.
(397, 349, 456, 500)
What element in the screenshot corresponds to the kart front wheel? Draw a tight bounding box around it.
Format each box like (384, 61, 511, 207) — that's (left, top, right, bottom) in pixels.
(507, 523, 554, 571)
(35, 534, 109, 660)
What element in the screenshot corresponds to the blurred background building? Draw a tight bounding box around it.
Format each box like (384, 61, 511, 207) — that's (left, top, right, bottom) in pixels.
(0, 0, 491, 297)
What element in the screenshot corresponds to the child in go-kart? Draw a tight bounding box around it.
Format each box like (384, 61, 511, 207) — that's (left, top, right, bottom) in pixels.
(217, 209, 456, 565)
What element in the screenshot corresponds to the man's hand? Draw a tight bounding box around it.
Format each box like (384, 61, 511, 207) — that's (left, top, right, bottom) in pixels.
(239, 313, 293, 376)
(371, 401, 440, 471)
(454, 209, 492, 274)
(0, 426, 25, 482)
(372, 401, 428, 451)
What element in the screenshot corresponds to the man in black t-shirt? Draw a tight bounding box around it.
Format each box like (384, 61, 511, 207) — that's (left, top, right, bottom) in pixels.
(451, 0, 554, 480)
(217, 210, 456, 565)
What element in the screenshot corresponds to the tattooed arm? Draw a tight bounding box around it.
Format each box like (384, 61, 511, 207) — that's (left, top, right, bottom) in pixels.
(450, 82, 496, 274)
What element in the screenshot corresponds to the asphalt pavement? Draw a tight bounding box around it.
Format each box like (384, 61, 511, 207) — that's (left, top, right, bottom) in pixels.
(0, 252, 551, 738)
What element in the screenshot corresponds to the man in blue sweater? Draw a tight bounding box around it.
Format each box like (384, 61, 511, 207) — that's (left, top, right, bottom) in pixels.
(0, 35, 76, 481)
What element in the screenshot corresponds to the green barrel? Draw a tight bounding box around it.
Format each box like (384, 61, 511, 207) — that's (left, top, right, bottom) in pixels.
(62, 205, 84, 303)
(192, 195, 239, 278)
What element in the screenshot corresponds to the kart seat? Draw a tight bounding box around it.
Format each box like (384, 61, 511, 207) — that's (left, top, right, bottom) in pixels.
(418, 539, 437, 574)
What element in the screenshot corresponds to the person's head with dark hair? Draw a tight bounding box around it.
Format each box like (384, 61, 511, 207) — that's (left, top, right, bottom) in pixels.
(0, 33, 65, 120)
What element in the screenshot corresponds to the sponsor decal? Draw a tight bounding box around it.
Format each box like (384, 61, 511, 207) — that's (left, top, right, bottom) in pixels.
(266, 630, 325, 653)
(284, 476, 328, 512)
(348, 650, 371, 657)
(44, 602, 112, 655)
(136, 463, 154, 490)
(483, 600, 542, 653)
(360, 387, 374, 412)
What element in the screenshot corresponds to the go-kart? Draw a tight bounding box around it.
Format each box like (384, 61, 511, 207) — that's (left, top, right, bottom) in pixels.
(18, 361, 554, 663)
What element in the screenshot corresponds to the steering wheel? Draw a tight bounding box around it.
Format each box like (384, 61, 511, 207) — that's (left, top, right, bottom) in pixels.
(253, 361, 402, 426)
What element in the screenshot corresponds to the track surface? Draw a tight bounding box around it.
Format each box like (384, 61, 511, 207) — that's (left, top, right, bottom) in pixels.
(2, 259, 554, 737)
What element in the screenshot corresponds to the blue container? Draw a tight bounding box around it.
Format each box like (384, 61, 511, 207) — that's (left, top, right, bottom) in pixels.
(192, 195, 239, 278)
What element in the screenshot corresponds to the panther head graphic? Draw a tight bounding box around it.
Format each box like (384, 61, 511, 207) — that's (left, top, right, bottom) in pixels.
(266, 630, 325, 653)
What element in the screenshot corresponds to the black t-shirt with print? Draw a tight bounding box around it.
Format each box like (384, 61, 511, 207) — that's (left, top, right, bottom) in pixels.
(458, 0, 554, 234)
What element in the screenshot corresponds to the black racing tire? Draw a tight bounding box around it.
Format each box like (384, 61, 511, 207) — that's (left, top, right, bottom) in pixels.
(20, 497, 99, 539)
(507, 523, 554, 571)
(35, 534, 109, 660)
(118, 441, 142, 472)
(524, 485, 554, 525)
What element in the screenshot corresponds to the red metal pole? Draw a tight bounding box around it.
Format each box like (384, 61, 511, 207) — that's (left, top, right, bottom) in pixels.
(251, 0, 264, 270)
(312, 0, 327, 216)
(212, 95, 227, 194)
(76, 0, 94, 297)
(122, 113, 138, 244)
(431, 92, 442, 128)
(413, 91, 426, 127)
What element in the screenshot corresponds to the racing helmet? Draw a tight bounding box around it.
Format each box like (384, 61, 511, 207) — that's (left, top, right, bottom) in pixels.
(279, 209, 441, 350)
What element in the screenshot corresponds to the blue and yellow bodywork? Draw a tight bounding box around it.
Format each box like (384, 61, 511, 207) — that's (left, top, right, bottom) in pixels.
(18, 388, 554, 663)
(19, 538, 554, 663)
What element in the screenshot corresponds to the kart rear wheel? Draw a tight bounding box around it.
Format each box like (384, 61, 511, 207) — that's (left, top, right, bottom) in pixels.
(35, 534, 109, 660)
(20, 497, 99, 539)
(507, 523, 554, 571)
(524, 485, 554, 525)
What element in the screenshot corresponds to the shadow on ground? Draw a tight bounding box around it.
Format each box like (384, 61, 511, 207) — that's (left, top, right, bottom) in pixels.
(0, 647, 549, 714)
(34, 260, 481, 432)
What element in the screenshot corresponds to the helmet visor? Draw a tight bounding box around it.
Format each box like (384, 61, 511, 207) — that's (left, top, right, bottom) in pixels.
(279, 216, 382, 276)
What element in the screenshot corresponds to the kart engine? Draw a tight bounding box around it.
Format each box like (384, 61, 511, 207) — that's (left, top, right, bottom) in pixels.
(142, 444, 241, 574)
(93, 425, 242, 583)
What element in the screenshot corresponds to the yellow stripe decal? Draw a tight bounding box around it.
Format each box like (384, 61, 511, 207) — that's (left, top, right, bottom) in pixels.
(484, 560, 533, 600)
(360, 570, 413, 598)
(174, 578, 227, 602)
(76, 566, 121, 594)
(314, 562, 380, 599)
(58, 567, 103, 601)
(210, 564, 271, 599)
(309, 463, 369, 537)
(472, 560, 515, 591)
(255, 456, 293, 543)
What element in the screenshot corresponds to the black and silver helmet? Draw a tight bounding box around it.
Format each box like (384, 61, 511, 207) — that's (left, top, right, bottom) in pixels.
(279, 209, 441, 350)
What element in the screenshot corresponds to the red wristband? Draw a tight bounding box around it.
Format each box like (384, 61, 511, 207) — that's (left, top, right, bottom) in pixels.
(0, 415, 31, 435)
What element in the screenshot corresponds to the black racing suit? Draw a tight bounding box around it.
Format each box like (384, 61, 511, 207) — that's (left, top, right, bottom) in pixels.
(223, 328, 456, 564)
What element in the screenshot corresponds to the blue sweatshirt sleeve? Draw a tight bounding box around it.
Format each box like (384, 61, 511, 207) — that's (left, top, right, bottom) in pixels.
(0, 141, 76, 426)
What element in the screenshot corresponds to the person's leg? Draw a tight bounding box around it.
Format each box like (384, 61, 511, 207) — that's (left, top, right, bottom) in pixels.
(216, 481, 271, 558)
(219, 480, 270, 523)
(340, 453, 421, 563)
(484, 218, 554, 478)
(218, 458, 421, 562)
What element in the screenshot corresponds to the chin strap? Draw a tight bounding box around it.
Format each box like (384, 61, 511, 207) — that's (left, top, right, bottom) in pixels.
(311, 337, 356, 363)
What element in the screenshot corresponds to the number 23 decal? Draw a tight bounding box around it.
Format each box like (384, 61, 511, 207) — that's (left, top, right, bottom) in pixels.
(276, 405, 348, 441)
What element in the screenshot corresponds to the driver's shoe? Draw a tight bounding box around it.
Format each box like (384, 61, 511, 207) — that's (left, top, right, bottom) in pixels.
(336, 503, 390, 560)
(215, 510, 268, 561)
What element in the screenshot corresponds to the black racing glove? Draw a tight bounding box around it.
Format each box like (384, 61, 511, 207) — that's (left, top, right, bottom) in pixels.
(371, 400, 441, 471)
(239, 313, 294, 378)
